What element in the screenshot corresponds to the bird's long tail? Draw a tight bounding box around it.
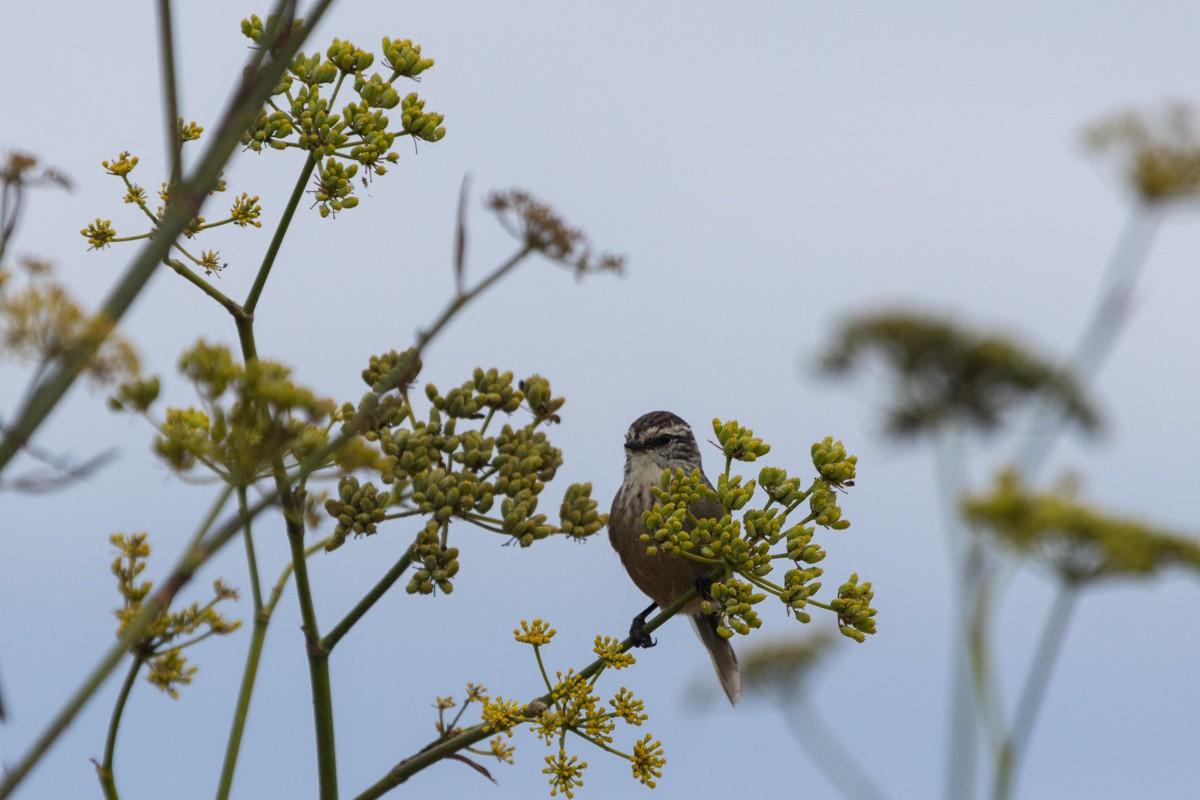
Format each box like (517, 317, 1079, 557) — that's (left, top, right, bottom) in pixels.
(690, 613, 741, 705)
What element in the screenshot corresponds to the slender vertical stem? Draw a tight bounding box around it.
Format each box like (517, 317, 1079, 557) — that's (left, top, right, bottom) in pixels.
(215, 615, 268, 800)
(214, 489, 264, 800)
(156, 0, 182, 190)
(279, 475, 338, 799)
(934, 423, 981, 800)
(992, 584, 1079, 800)
(216, 536, 328, 800)
(239, 487, 264, 612)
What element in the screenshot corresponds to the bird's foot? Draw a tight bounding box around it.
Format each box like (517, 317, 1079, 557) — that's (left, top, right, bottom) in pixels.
(629, 611, 657, 648)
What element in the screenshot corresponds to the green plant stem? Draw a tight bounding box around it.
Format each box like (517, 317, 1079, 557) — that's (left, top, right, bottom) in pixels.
(967, 569, 1006, 751)
(97, 651, 147, 800)
(0, 0, 327, 479)
(213, 490, 265, 800)
(934, 422, 982, 800)
(1015, 206, 1160, 473)
(278, 476, 338, 800)
(991, 583, 1079, 800)
(156, 0, 182, 190)
(244, 152, 316, 314)
(782, 695, 889, 800)
(240, 487, 265, 611)
(0, 492, 277, 799)
(186, 484, 236, 554)
(979, 206, 1159, 798)
(351, 587, 698, 800)
(322, 550, 412, 653)
(214, 611, 269, 800)
(216, 534, 329, 800)
(163, 257, 243, 316)
(415, 244, 534, 350)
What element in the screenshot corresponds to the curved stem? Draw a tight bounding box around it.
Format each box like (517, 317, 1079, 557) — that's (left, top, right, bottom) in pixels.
(532, 646, 553, 694)
(97, 652, 147, 800)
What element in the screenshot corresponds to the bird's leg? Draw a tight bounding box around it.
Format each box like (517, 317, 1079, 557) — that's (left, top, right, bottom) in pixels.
(694, 576, 715, 602)
(629, 601, 659, 648)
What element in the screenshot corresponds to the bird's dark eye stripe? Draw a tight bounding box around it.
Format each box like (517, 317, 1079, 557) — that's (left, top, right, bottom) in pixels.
(643, 433, 683, 448)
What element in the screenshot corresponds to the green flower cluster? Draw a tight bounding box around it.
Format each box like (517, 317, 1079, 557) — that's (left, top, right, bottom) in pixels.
(323, 352, 607, 594)
(110, 533, 241, 698)
(819, 313, 1100, 438)
(1087, 104, 1200, 204)
(239, 16, 446, 216)
(406, 520, 460, 595)
(964, 468, 1200, 584)
(110, 340, 335, 485)
(642, 419, 877, 643)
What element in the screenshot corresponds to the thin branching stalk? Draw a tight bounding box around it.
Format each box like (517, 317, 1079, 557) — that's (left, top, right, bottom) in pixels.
(240, 487, 265, 611)
(163, 257, 243, 315)
(415, 244, 535, 350)
(1015, 207, 1161, 473)
(934, 422, 983, 800)
(322, 550, 413, 653)
(213, 489, 266, 800)
(351, 587, 700, 800)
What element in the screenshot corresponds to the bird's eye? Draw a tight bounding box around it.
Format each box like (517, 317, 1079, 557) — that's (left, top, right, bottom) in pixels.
(648, 435, 671, 448)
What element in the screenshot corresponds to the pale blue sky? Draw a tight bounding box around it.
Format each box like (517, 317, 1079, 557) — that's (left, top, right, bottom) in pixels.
(3, 2, 1199, 799)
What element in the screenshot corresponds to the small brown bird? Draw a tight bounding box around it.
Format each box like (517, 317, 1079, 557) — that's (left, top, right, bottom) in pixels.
(608, 411, 741, 705)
